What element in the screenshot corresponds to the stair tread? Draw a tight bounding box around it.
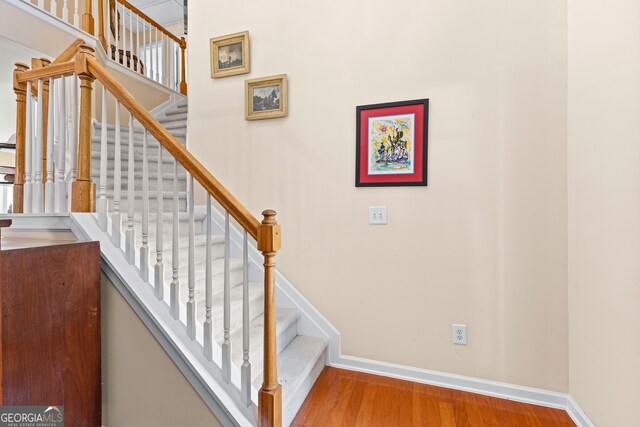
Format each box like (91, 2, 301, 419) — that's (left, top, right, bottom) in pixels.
(229, 308, 299, 375)
(252, 335, 327, 400)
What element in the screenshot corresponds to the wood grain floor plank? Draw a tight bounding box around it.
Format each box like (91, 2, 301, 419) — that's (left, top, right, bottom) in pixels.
(291, 367, 576, 427)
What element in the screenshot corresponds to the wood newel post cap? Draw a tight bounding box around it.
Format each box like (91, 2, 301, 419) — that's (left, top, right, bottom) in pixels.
(75, 46, 96, 80)
(13, 63, 29, 92)
(180, 37, 186, 49)
(40, 58, 52, 67)
(77, 43, 96, 56)
(258, 210, 281, 252)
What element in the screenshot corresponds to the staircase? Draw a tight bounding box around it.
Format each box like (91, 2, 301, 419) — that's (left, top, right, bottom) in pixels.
(90, 98, 328, 425)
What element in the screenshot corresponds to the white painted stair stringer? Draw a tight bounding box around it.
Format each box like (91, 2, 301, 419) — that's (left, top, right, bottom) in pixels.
(71, 212, 256, 427)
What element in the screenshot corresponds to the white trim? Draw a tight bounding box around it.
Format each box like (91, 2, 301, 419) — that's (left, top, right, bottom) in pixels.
(332, 354, 595, 427)
(566, 395, 596, 427)
(1, 0, 96, 47)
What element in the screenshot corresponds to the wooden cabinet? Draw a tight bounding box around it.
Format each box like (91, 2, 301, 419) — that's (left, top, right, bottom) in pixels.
(0, 241, 101, 426)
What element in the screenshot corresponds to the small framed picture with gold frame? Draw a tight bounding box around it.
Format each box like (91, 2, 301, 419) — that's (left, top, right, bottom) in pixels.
(245, 74, 288, 120)
(210, 31, 250, 78)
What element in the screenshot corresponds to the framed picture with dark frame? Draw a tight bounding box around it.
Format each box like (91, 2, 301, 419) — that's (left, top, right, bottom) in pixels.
(355, 99, 429, 187)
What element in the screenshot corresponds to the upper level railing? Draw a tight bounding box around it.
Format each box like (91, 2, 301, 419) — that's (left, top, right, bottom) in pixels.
(12, 41, 279, 426)
(21, 0, 187, 94)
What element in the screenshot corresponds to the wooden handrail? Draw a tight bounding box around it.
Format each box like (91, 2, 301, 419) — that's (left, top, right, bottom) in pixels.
(52, 40, 85, 65)
(17, 61, 76, 83)
(117, 0, 183, 45)
(85, 55, 260, 239)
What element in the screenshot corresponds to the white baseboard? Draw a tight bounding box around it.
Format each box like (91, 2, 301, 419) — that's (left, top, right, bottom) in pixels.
(331, 355, 595, 427)
(566, 395, 596, 427)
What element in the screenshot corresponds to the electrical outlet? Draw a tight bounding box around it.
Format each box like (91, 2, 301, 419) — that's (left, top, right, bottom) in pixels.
(452, 324, 467, 345)
(368, 206, 387, 225)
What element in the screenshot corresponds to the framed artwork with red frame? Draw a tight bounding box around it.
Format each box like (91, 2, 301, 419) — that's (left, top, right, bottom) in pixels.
(356, 99, 429, 187)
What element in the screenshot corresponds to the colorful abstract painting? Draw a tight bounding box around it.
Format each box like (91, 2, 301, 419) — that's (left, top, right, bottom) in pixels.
(367, 114, 415, 175)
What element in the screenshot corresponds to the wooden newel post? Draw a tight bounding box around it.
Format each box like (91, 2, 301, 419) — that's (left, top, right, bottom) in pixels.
(72, 44, 96, 212)
(82, 0, 95, 35)
(179, 38, 187, 96)
(257, 209, 282, 427)
(12, 63, 29, 214)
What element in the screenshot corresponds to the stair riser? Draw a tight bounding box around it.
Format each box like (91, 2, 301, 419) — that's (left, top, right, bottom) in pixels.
(149, 242, 225, 265)
(158, 112, 187, 122)
(176, 266, 245, 303)
(108, 197, 187, 213)
(92, 175, 187, 192)
(95, 158, 185, 173)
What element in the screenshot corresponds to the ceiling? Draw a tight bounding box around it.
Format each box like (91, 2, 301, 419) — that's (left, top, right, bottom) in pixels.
(128, 0, 184, 27)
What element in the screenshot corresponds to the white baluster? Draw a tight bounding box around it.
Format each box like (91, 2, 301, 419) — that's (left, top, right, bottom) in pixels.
(62, 0, 68, 23)
(125, 113, 135, 263)
(38, 0, 44, 9)
(154, 145, 164, 299)
(170, 157, 179, 319)
(97, 86, 109, 230)
(24, 83, 32, 214)
(44, 78, 55, 213)
(142, 20, 147, 78)
(203, 195, 213, 360)
(154, 27, 160, 82)
(73, 0, 79, 27)
(67, 76, 78, 211)
(222, 210, 231, 383)
(140, 129, 149, 282)
(114, 2, 119, 63)
(241, 229, 251, 405)
(33, 80, 44, 213)
(128, 9, 133, 70)
(55, 77, 66, 213)
(187, 174, 195, 339)
(50, 0, 57, 17)
(112, 100, 122, 248)
(135, 14, 140, 73)
(122, 6, 127, 68)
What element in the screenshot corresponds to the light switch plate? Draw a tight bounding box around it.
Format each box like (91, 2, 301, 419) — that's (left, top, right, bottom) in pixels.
(368, 206, 387, 225)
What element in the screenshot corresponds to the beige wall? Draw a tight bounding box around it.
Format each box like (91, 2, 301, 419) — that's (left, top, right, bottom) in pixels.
(102, 274, 222, 427)
(567, 0, 640, 425)
(188, 0, 569, 391)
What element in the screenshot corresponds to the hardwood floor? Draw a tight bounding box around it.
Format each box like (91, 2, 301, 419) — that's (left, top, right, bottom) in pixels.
(291, 367, 575, 427)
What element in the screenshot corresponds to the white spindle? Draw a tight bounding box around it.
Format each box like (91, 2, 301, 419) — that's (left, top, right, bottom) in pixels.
(140, 130, 149, 282)
(62, 0, 68, 23)
(203, 195, 213, 360)
(154, 27, 160, 82)
(125, 114, 135, 263)
(33, 80, 44, 213)
(44, 78, 55, 213)
(170, 157, 179, 319)
(38, 0, 44, 9)
(67, 76, 78, 211)
(122, 6, 127, 68)
(24, 83, 32, 214)
(50, 0, 57, 16)
(142, 20, 147, 77)
(154, 145, 164, 299)
(97, 86, 108, 230)
(222, 210, 231, 383)
(112, 100, 122, 248)
(241, 229, 251, 405)
(128, 9, 133, 69)
(114, 2, 119, 62)
(73, 0, 79, 27)
(135, 14, 140, 73)
(55, 78, 66, 213)
(187, 174, 195, 339)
